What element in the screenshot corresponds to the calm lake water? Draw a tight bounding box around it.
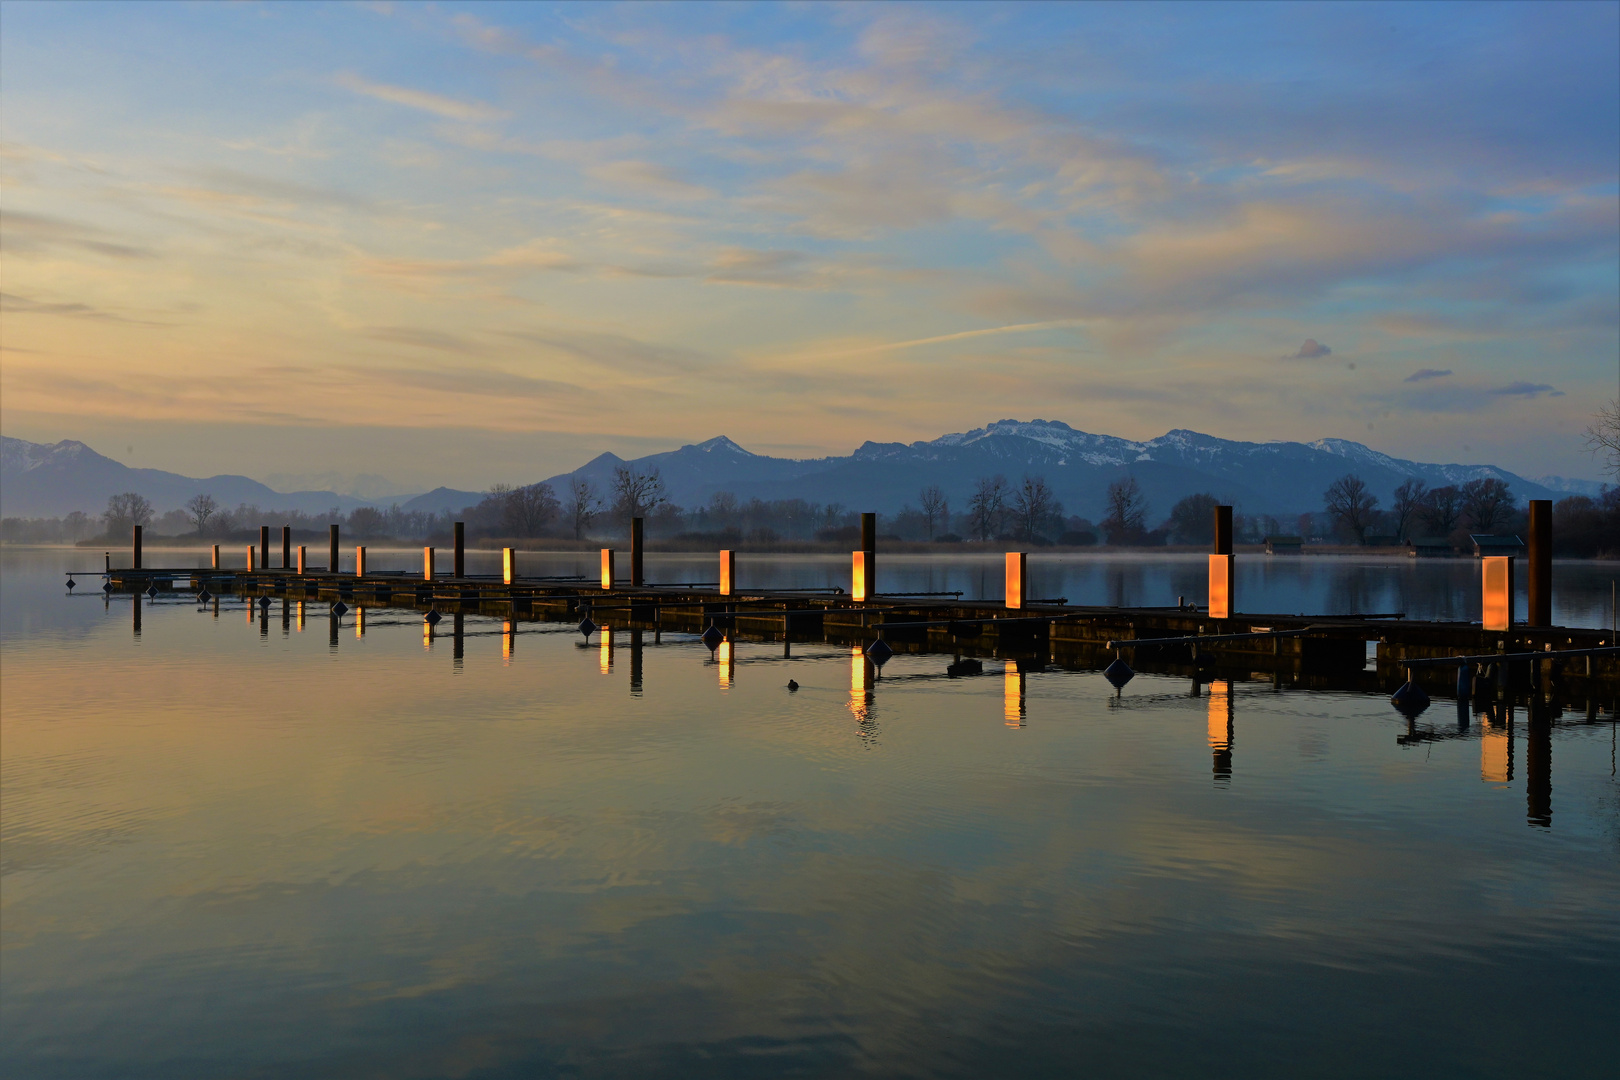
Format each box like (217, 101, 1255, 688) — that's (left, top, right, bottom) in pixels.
(3, 548, 1617, 1078)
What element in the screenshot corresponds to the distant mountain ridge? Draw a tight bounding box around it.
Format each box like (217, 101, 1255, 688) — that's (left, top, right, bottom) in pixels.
(0, 437, 382, 519)
(3, 422, 1602, 523)
(540, 420, 1592, 521)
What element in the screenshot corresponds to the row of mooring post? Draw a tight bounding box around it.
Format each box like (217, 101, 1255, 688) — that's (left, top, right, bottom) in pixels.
(115, 497, 1564, 634)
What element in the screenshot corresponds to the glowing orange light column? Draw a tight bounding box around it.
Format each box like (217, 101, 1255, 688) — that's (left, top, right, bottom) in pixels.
(1005, 552, 1026, 610)
(852, 551, 870, 602)
(1482, 557, 1515, 631)
(601, 549, 615, 590)
(1208, 554, 1234, 619)
(720, 550, 735, 596)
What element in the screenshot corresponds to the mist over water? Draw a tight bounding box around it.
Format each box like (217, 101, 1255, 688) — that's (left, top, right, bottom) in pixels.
(2, 549, 1617, 1078)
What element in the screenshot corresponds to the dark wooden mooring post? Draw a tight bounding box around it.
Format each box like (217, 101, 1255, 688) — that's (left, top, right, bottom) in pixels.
(329, 524, 340, 573)
(132, 525, 142, 569)
(630, 517, 644, 588)
(1209, 505, 1234, 619)
(861, 512, 876, 595)
(281, 526, 291, 569)
(259, 526, 269, 572)
(1528, 500, 1551, 627)
(453, 522, 465, 578)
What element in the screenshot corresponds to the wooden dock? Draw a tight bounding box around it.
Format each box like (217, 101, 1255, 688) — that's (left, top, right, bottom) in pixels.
(101, 564, 1619, 707)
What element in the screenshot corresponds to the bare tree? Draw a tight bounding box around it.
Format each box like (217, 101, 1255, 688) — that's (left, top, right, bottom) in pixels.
(1010, 475, 1058, 542)
(1420, 485, 1463, 537)
(918, 485, 949, 540)
(1585, 397, 1620, 478)
(1102, 476, 1148, 545)
(185, 493, 219, 536)
(103, 492, 153, 538)
(966, 475, 1008, 541)
(1323, 474, 1379, 543)
(1167, 493, 1219, 545)
(502, 483, 559, 537)
(610, 465, 666, 523)
(1461, 477, 1513, 532)
(566, 474, 601, 540)
(1390, 478, 1428, 541)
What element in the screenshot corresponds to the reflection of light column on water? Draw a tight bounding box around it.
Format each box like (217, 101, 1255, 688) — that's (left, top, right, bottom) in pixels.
(600, 629, 614, 675)
(296, 602, 305, 632)
(503, 619, 514, 663)
(848, 645, 874, 722)
(423, 621, 433, 651)
(717, 638, 733, 688)
(1208, 680, 1234, 783)
(1481, 707, 1513, 783)
(356, 607, 365, 639)
(1004, 661, 1025, 727)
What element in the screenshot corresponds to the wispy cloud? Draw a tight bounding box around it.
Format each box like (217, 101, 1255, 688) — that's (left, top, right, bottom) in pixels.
(1405, 368, 1453, 382)
(1293, 339, 1332, 359)
(334, 71, 503, 122)
(1490, 381, 1564, 398)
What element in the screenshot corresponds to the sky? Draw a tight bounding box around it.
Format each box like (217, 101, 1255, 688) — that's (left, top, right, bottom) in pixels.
(2, 0, 1617, 494)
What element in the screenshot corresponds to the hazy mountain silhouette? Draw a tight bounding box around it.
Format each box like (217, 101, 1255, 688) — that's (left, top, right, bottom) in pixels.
(539, 421, 1580, 521)
(1, 437, 376, 518)
(3, 421, 1592, 522)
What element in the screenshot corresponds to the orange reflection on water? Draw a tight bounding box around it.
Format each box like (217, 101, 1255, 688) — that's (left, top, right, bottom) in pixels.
(848, 645, 874, 722)
(1003, 661, 1024, 727)
(356, 608, 364, 639)
(1207, 681, 1232, 751)
(1208, 679, 1234, 781)
(423, 623, 433, 651)
(717, 639, 733, 688)
(502, 620, 514, 663)
(296, 602, 305, 633)
(1482, 724, 1512, 784)
(600, 630, 614, 675)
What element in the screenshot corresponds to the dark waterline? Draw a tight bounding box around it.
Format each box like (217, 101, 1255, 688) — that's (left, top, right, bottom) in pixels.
(2, 551, 1617, 1078)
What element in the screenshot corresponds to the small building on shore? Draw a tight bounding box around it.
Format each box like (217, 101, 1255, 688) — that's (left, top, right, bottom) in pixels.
(1470, 533, 1525, 558)
(1407, 536, 1454, 558)
(1264, 535, 1303, 555)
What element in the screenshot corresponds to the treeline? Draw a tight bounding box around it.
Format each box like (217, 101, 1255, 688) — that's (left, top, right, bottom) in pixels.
(6, 469, 1615, 558)
(1319, 473, 1620, 556)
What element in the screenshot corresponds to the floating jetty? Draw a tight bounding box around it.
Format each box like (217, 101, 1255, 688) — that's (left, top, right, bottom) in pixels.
(91, 504, 1618, 713)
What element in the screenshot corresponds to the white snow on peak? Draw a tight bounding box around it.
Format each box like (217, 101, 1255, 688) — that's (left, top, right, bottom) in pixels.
(689, 436, 754, 457)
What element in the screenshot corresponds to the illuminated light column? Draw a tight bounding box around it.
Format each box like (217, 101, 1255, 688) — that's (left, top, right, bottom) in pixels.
(852, 551, 870, 602)
(720, 550, 736, 596)
(1005, 552, 1027, 610)
(1208, 555, 1234, 620)
(1482, 557, 1515, 631)
(601, 549, 615, 590)
(246, 545, 255, 572)
(503, 548, 516, 585)
(211, 545, 220, 569)
(355, 546, 366, 577)
(423, 547, 436, 582)
(1209, 505, 1234, 619)
(296, 546, 306, 574)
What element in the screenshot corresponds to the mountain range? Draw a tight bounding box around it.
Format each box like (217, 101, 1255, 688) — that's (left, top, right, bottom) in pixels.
(2, 422, 1607, 524)
(538, 420, 1604, 522)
